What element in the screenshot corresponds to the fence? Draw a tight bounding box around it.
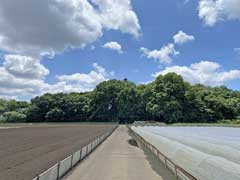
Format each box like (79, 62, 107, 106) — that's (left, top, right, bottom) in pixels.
(33, 126, 117, 180)
(128, 125, 198, 180)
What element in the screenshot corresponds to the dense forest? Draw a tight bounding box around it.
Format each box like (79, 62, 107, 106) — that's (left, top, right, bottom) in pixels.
(0, 73, 240, 124)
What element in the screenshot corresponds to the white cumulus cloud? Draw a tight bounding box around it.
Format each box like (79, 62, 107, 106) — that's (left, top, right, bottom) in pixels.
(198, 0, 240, 26)
(153, 61, 240, 86)
(102, 41, 123, 53)
(54, 63, 114, 93)
(3, 54, 49, 79)
(93, 0, 141, 38)
(140, 44, 179, 64)
(140, 30, 194, 65)
(0, 54, 51, 98)
(173, 31, 195, 45)
(0, 0, 140, 58)
(0, 55, 113, 98)
(0, 67, 46, 97)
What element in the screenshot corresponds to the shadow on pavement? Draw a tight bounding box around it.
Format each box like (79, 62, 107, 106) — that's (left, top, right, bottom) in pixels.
(128, 138, 139, 147)
(127, 128, 177, 180)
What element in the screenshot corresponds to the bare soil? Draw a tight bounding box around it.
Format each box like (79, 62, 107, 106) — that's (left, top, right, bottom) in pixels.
(0, 124, 115, 180)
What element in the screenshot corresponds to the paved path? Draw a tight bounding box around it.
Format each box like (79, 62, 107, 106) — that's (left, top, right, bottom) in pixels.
(65, 125, 175, 180)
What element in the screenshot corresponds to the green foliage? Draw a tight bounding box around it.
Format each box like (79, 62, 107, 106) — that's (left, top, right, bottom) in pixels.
(235, 120, 240, 124)
(64, 92, 91, 121)
(0, 99, 29, 114)
(2, 111, 26, 123)
(25, 105, 43, 122)
(90, 80, 126, 122)
(0, 73, 240, 123)
(220, 120, 233, 124)
(146, 73, 185, 123)
(45, 108, 65, 122)
(117, 82, 144, 123)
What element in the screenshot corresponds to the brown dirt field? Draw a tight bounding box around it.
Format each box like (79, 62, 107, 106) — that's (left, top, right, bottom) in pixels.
(0, 124, 115, 180)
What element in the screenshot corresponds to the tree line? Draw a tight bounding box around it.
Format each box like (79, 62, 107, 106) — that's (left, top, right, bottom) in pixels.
(0, 73, 240, 124)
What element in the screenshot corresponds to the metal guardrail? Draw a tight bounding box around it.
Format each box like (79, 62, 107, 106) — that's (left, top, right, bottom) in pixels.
(128, 125, 198, 180)
(33, 126, 118, 180)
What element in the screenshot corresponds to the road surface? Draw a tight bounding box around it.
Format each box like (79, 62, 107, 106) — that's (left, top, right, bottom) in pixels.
(65, 125, 176, 180)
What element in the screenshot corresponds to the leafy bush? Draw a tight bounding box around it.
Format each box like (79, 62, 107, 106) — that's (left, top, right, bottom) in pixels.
(219, 120, 233, 124)
(234, 120, 240, 124)
(45, 108, 65, 122)
(0, 115, 5, 123)
(25, 105, 43, 122)
(2, 111, 26, 123)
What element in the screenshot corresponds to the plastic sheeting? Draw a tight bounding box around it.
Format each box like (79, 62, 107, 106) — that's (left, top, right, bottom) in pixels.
(145, 127, 240, 164)
(132, 126, 240, 180)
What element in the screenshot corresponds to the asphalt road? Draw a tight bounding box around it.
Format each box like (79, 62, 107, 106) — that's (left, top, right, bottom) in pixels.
(0, 124, 115, 180)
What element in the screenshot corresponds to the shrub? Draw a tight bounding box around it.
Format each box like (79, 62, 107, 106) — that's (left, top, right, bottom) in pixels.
(45, 108, 65, 122)
(2, 111, 26, 123)
(234, 120, 240, 124)
(25, 105, 43, 122)
(0, 115, 5, 122)
(219, 120, 233, 124)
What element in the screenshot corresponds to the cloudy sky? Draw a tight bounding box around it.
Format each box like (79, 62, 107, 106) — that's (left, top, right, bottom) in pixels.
(0, 0, 239, 100)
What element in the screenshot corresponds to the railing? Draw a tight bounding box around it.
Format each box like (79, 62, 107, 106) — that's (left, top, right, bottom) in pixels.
(128, 126, 198, 180)
(33, 126, 118, 180)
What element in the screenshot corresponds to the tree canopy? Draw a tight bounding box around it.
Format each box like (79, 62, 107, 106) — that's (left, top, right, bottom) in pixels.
(0, 73, 240, 124)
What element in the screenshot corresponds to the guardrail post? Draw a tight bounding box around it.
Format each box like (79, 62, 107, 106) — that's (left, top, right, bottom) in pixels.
(57, 162, 60, 180)
(174, 166, 178, 177)
(70, 154, 73, 169)
(79, 149, 82, 161)
(156, 151, 159, 160)
(164, 157, 167, 168)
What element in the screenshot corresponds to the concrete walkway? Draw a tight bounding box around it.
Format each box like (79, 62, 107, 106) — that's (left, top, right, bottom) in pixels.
(64, 125, 176, 180)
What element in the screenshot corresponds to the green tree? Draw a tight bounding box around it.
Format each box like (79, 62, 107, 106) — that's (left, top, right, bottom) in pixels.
(90, 80, 125, 122)
(2, 111, 26, 123)
(64, 92, 91, 121)
(25, 105, 43, 122)
(146, 73, 185, 123)
(45, 108, 65, 122)
(117, 82, 143, 123)
(1, 72, 240, 124)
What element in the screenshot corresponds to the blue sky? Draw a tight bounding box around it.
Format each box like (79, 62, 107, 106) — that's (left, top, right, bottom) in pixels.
(0, 0, 239, 99)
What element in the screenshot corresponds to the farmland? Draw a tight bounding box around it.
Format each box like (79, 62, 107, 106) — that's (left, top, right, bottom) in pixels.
(0, 124, 115, 180)
(132, 126, 240, 180)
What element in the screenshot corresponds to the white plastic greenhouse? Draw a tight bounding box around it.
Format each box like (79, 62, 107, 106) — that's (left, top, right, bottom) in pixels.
(131, 126, 240, 180)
